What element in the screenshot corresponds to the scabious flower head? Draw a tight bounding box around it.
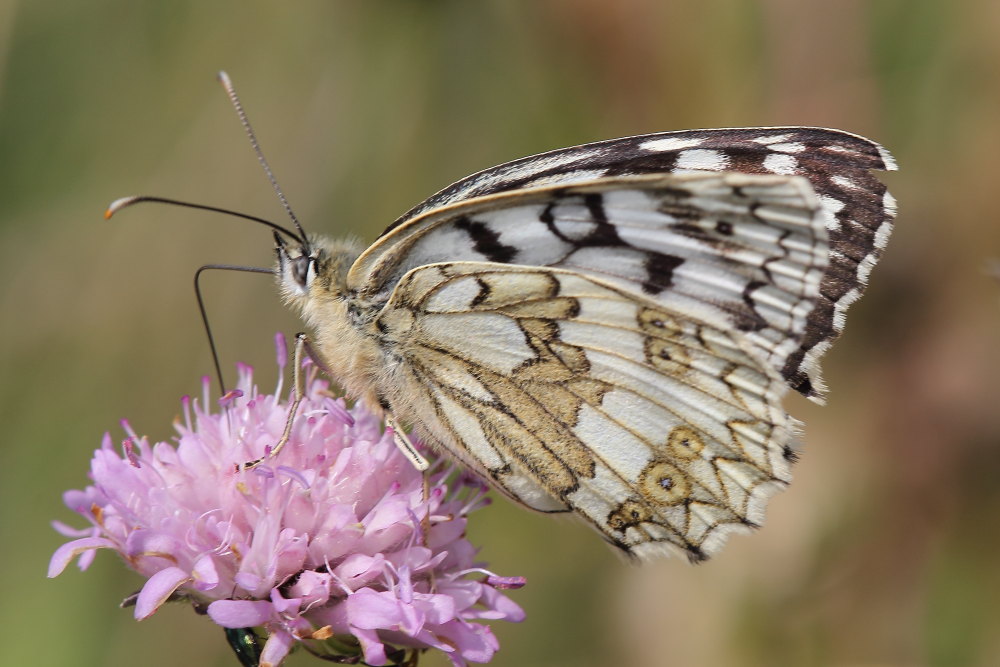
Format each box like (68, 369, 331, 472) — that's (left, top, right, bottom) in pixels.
(50, 334, 525, 667)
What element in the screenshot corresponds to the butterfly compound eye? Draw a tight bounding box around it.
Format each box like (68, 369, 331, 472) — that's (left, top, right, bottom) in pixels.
(291, 254, 311, 289)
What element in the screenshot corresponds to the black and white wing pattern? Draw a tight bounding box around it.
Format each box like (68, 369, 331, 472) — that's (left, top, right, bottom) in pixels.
(374, 127, 897, 400)
(286, 127, 896, 561)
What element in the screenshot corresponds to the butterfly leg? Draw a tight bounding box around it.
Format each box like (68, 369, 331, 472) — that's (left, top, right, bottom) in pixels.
(240, 333, 308, 468)
(385, 415, 429, 472)
(268, 332, 309, 459)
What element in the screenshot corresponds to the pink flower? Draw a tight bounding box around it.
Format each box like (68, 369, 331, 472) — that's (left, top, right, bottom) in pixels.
(50, 334, 525, 667)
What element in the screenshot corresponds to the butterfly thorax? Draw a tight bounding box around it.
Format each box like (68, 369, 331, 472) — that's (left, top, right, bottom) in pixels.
(276, 236, 388, 406)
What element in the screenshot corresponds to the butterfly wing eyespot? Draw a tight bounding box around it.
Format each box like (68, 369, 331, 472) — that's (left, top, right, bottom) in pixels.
(307, 127, 896, 560)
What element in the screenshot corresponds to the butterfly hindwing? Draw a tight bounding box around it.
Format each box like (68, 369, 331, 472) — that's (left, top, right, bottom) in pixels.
(374, 262, 796, 561)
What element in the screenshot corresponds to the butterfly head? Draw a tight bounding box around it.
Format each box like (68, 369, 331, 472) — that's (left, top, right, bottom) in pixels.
(275, 232, 364, 316)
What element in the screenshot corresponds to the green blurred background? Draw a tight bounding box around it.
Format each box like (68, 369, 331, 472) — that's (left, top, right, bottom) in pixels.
(2, 1, 999, 666)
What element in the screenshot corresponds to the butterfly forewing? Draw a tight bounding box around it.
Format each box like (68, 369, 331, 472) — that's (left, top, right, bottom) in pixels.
(377, 127, 897, 400)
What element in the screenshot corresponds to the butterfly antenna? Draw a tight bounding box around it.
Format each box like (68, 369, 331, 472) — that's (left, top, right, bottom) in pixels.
(104, 196, 304, 245)
(218, 71, 310, 251)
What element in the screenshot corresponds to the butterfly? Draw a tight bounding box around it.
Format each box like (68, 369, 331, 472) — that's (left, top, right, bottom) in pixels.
(267, 126, 897, 563)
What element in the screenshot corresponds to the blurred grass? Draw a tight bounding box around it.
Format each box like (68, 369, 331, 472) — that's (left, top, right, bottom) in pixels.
(3, 1, 1000, 666)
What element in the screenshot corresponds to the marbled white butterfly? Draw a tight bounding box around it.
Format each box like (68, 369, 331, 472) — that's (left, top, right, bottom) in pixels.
(111, 80, 896, 562)
(275, 126, 896, 562)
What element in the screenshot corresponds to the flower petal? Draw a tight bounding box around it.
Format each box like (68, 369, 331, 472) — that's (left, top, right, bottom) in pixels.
(353, 626, 388, 666)
(191, 554, 220, 591)
(135, 567, 191, 619)
(286, 570, 332, 606)
(208, 599, 275, 628)
(414, 592, 457, 625)
(474, 586, 526, 622)
(439, 619, 499, 664)
(269, 587, 301, 615)
(346, 588, 403, 629)
(50, 520, 94, 539)
(259, 628, 294, 667)
(47, 537, 116, 577)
